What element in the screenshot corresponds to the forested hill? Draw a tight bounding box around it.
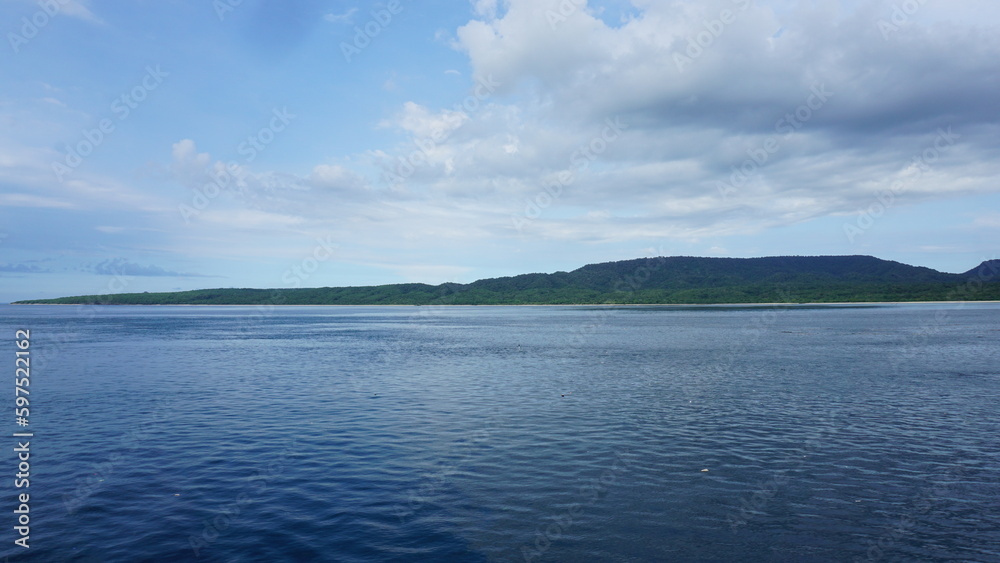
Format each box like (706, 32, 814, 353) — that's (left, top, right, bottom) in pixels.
(13, 255, 1000, 305)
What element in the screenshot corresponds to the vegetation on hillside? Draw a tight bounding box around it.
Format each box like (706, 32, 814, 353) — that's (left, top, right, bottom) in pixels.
(13, 256, 1000, 305)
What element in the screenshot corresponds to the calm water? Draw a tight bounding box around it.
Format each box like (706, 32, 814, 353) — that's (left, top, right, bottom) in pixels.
(0, 303, 998, 562)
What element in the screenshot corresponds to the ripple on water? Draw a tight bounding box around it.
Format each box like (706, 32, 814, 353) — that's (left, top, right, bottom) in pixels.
(3, 304, 999, 562)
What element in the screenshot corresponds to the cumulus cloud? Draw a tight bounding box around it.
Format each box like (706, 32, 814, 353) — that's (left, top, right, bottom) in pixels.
(361, 0, 1000, 242)
(168, 139, 374, 223)
(155, 1, 1000, 276)
(471, 0, 499, 19)
(384, 102, 469, 140)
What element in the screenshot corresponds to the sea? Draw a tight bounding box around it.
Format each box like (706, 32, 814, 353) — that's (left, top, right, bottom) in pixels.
(0, 303, 997, 562)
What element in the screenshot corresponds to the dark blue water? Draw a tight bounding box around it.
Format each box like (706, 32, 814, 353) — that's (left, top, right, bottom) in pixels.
(0, 303, 998, 562)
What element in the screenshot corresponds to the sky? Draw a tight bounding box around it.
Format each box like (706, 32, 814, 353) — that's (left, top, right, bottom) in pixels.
(1, 0, 998, 303)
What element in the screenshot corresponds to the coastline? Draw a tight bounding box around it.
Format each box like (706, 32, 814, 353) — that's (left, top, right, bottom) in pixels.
(8, 300, 1000, 307)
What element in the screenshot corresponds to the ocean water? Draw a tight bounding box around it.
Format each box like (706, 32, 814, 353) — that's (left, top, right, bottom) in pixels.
(0, 303, 998, 562)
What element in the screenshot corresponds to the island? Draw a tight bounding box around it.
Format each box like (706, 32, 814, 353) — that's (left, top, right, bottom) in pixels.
(12, 255, 1000, 306)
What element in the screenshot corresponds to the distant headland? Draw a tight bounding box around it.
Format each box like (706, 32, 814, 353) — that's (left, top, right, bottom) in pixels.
(12, 255, 1000, 306)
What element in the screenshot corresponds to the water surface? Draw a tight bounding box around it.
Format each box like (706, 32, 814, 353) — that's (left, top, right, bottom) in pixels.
(1, 303, 998, 562)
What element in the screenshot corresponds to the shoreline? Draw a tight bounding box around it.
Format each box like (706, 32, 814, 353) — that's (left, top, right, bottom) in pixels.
(7, 300, 1000, 307)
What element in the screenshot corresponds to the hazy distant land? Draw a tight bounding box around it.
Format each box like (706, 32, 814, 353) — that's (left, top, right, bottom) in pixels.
(12, 255, 1000, 306)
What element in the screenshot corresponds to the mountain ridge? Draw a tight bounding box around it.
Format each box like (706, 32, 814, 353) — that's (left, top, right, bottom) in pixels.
(12, 255, 1000, 305)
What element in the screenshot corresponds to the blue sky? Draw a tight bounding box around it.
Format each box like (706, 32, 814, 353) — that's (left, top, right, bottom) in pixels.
(1, 0, 998, 302)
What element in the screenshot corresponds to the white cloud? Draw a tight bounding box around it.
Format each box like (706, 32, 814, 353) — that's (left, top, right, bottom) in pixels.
(324, 8, 358, 24)
(0, 193, 75, 209)
(58, 0, 103, 24)
(376, 0, 1000, 243)
(43, 0, 996, 285)
(387, 102, 469, 140)
(40, 97, 66, 107)
(973, 213, 1000, 229)
(170, 139, 213, 187)
(166, 0, 997, 263)
(470, 0, 499, 19)
(309, 164, 368, 192)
